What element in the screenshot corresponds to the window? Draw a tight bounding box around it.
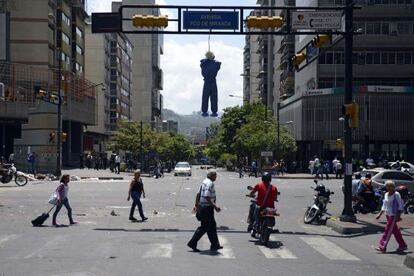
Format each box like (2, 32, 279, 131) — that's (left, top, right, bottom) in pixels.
(381, 53, 388, 64)
(397, 53, 404, 64)
(388, 53, 395, 64)
(366, 23, 374, 34)
(326, 52, 334, 64)
(397, 22, 410, 34)
(76, 27, 83, 38)
(382, 23, 389, 35)
(62, 33, 70, 45)
(76, 45, 83, 55)
(366, 53, 373, 64)
(404, 53, 411, 64)
(62, 12, 70, 26)
(373, 53, 380, 64)
(382, 172, 412, 181)
(319, 54, 326, 64)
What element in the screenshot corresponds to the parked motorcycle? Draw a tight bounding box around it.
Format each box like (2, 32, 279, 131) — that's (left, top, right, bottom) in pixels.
(246, 186, 279, 245)
(304, 180, 334, 224)
(352, 186, 385, 214)
(396, 185, 414, 214)
(1, 163, 28, 186)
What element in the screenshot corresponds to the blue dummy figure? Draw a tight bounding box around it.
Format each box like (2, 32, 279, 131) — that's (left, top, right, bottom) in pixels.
(200, 51, 221, 117)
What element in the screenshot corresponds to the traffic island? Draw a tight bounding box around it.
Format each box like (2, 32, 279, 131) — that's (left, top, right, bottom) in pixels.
(327, 213, 414, 235)
(404, 254, 414, 270)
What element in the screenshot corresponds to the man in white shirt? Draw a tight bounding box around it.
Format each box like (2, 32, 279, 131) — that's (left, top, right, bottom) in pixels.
(114, 154, 121, 174)
(188, 170, 222, 252)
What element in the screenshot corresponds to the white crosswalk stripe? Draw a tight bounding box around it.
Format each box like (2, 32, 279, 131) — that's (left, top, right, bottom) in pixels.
(258, 237, 297, 259)
(142, 243, 173, 258)
(300, 237, 360, 261)
(201, 235, 235, 259)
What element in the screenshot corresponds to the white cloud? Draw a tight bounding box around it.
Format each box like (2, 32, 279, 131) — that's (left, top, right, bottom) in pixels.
(87, 0, 112, 13)
(162, 40, 243, 115)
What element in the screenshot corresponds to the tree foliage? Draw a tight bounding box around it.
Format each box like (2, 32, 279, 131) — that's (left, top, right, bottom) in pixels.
(110, 121, 194, 162)
(204, 102, 297, 161)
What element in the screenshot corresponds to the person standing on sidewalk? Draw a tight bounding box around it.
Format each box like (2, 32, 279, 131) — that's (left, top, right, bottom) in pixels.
(127, 170, 148, 222)
(375, 180, 407, 253)
(188, 170, 222, 252)
(115, 153, 121, 174)
(52, 174, 76, 227)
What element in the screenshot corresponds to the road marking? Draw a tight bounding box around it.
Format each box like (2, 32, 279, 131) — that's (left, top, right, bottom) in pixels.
(300, 237, 360, 261)
(258, 238, 297, 259)
(0, 234, 19, 247)
(142, 243, 173, 258)
(202, 235, 235, 259)
(24, 235, 68, 259)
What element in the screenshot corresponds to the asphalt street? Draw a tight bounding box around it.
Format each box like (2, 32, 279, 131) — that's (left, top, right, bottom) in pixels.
(0, 167, 413, 276)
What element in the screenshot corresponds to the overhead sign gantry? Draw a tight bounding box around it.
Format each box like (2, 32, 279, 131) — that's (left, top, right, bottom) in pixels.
(92, 3, 361, 223)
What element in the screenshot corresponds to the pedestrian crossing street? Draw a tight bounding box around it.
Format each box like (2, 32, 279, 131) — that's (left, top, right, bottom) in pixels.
(139, 235, 361, 261)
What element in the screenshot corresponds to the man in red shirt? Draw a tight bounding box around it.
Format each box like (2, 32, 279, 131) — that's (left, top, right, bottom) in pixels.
(250, 172, 278, 208)
(247, 172, 278, 235)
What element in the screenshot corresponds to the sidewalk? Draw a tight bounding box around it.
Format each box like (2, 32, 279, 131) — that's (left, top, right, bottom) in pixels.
(273, 173, 338, 180)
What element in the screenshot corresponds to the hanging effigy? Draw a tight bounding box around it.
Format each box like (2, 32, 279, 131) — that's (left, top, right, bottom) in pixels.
(200, 50, 221, 117)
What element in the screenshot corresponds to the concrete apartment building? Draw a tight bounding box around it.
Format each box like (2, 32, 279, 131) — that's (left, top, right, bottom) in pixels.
(85, 20, 133, 152)
(115, 0, 164, 125)
(278, 0, 414, 168)
(0, 0, 97, 171)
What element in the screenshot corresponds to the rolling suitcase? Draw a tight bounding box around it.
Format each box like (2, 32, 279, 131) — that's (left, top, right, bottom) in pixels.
(31, 205, 55, 227)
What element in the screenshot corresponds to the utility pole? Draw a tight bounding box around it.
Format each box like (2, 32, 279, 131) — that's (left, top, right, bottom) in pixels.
(55, 1, 62, 177)
(340, 0, 356, 222)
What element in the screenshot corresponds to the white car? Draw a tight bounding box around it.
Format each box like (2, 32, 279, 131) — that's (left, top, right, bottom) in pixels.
(389, 161, 414, 175)
(360, 168, 414, 193)
(174, 162, 192, 176)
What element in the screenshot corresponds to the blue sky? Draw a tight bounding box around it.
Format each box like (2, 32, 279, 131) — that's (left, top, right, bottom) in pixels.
(88, 0, 257, 114)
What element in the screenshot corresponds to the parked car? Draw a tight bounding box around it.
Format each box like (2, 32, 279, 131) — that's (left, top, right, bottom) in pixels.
(173, 162, 192, 176)
(389, 161, 414, 175)
(360, 168, 414, 193)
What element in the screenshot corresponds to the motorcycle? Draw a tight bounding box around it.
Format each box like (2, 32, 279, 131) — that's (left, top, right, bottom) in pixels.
(246, 186, 279, 245)
(304, 180, 334, 224)
(1, 163, 28, 186)
(352, 186, 385, 214)
(396, 185, 414, 214)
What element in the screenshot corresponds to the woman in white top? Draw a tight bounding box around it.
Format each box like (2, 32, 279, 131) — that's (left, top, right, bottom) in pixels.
(52, 174, 76, 227)
(375, 180, 407, 253)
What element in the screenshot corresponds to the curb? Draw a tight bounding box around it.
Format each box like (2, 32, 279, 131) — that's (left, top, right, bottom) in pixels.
(404, 255, 414, 270)
(326, 218, 383, 235)
(276, 176, 316, 180)
(80, 177, 125, 180)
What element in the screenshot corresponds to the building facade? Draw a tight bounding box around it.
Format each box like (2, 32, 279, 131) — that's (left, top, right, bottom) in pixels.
(85, 21, 133, 152)
(279, 0, 414, 168)
(116, 0, 164, 125)
(0, 0, 97, 170)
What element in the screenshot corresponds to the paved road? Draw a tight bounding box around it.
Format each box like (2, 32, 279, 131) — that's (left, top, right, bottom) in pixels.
(0, 167, 413, 276)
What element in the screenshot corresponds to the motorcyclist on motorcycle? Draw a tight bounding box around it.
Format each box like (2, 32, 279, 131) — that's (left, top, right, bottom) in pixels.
(247, 172, 278, 236)
(357, 173, 377, 213)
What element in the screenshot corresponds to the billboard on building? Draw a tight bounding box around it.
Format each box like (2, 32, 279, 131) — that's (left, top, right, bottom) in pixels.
(0, 13, 8, 61)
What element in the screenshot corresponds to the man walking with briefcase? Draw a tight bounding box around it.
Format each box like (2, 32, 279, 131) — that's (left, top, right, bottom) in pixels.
(188, 170, 222, 252)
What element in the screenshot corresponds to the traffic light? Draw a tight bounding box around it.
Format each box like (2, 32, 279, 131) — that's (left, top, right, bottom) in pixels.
(342, 102, 359, 129)
(311, 34, 331, 48)
(34, 86, 47, 99)
(132, 15, 168, 28)
(290, 53, 306, 68)
(61, 132, 67, 143)
(336, 138, 344, 147)
(246, 16, 283, 29)
(49, 132, 56, 143)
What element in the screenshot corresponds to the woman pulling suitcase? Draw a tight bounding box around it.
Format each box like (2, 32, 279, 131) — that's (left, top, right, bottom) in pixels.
(52, 174, 77, 227)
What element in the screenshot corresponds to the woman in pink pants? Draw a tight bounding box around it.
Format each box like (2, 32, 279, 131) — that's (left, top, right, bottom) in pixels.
(375, 180, 407, 253)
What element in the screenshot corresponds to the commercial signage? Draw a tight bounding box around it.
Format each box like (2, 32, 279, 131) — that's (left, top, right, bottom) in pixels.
(183, 11, 239, 30)
(291, 11, 342, 30)
(261, 151, 273, 157)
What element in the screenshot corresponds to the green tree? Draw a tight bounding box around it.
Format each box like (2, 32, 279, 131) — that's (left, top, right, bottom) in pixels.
(158, 132, 195, 163)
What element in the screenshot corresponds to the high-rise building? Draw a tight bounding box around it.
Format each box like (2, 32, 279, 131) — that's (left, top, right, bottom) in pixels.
(0, 0, 97, 170)
(116, 0, 164, 124)
(279, 0, 414, 168)
(84, 19, 133, 152)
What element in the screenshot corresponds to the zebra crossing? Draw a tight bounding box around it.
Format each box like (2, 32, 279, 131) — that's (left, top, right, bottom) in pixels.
(129, 235, 360, 261)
